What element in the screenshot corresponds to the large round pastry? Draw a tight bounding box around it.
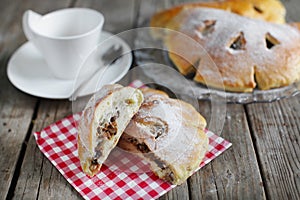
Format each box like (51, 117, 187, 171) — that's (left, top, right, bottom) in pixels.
(153, 8, 300, 92)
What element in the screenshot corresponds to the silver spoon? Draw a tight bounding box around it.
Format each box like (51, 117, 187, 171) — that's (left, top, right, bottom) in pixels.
(69, 45, 123, 101)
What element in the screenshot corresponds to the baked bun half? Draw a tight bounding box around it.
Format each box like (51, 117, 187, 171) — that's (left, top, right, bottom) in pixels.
(78, 84, 144, 176)
(118, 88, 208, 185)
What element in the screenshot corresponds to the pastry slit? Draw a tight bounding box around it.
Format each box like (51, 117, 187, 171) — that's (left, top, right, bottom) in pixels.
(229, 32, 246, 50)
(265, 32, 280, 49)
(198, 20, 216, 36)
(253, 5, 263, 14)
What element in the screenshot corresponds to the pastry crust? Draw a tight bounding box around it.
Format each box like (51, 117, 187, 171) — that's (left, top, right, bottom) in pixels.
(289, 22, 300, 31)
(150, 0, 286, 31)
(118, 88, 208, 185)
(161, 8, 300, 92)
(77, 84, 144, 176)
(140, 87, 169, 98)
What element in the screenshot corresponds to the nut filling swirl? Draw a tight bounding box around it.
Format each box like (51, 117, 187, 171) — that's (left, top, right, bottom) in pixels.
(97, 113, 119, 140)
(125, 136, 175, 183)
(91, 112, 120, 170)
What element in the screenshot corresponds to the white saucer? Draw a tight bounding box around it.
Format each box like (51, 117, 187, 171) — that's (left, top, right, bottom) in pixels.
(7, 31, 132, 99)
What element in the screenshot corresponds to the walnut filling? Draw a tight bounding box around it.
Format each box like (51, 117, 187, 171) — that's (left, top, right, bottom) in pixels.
(134, 116, 168, 140)
(166, 171, 175, 183)
(91, 112, 120, 171)
(97, 112, 119, 140)
(89, 158, 101, 173)
(94, 142, 103, 158)
(125, 136, 176, 183)
(151, 122, 167, 139)
(125, 136, 150, 153)
(126, 137, 138, 145)
(141, 99, 160, 108)
(89, 141, 104, 172)
(137, 143, 150, 153)
(145, 152, 175, 183)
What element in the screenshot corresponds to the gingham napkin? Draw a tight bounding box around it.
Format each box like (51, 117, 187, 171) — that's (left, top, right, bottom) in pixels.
(34, 114, 231, 200)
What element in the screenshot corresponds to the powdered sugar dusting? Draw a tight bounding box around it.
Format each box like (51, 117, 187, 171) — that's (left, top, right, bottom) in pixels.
(125, 91, 207, 168)
(167, 8, 300, 91)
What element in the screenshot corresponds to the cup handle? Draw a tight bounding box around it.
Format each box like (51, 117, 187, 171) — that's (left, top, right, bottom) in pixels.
(22, 10, 42, 41)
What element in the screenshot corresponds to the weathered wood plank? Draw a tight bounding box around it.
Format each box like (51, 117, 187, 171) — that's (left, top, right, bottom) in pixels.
(246, 96, 300, 200)
(137, 0, 170, 27)
(0, 75, 36, 200)
(0, 0, 72, 199)
(75, 0, 137, 34)
(188, 102, 265, 200)
(188, 101, 221, 200)
(13, 100, 81, 199)
(159, 182, 189, 200)
(209, 104, 265, 199)
(188, 164, 218, 200)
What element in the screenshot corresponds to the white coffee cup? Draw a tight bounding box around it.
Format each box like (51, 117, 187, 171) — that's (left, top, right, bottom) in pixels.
(22, 8, 104, 80)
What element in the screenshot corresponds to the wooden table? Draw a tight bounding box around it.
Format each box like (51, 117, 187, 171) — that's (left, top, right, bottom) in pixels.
(1, 0, 299, 199)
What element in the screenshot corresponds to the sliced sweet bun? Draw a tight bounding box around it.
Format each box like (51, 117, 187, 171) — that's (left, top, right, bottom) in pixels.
(77, 84, 144, 177)
(150, 0, 286, 39)
(164, 8, 300, 92)
(118, 88, 208, 185)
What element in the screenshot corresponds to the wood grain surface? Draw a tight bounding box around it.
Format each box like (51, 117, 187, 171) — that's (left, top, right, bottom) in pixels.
(246, 96, 300, 200)
(0, 0, 299, 199)
(189, 103, 266, 200)
(0, 0, 71, 199)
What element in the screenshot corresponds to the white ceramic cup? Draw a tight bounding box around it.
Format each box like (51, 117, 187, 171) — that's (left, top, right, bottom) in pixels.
(22, 8, 104, 80)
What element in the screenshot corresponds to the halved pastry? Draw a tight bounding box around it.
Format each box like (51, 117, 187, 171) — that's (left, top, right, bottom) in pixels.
(118, 88, 208, 185)
(77, 84, 144, 176)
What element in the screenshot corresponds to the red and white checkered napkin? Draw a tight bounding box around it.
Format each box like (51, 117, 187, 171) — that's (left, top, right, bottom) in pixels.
(34, 113, 231, 200)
